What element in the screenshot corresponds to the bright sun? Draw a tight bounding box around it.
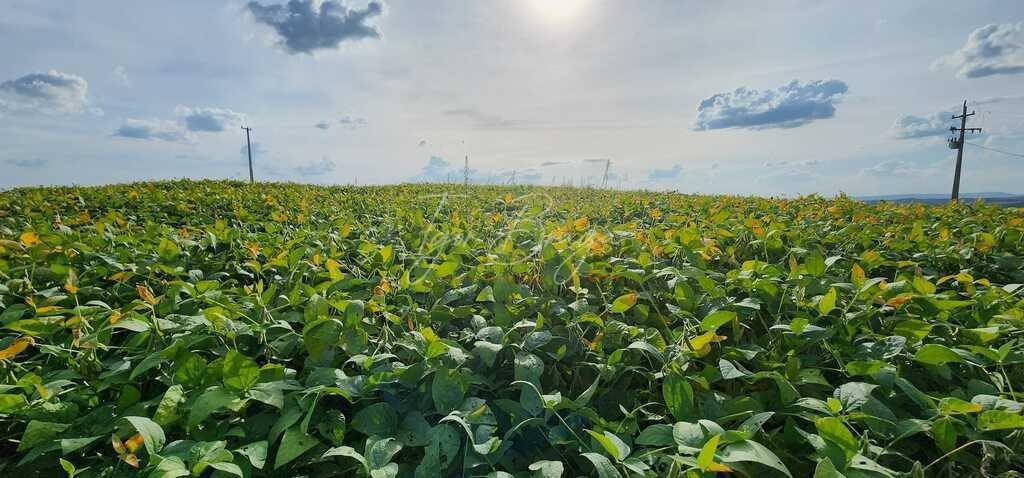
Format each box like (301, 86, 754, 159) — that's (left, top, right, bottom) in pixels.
(528, 0, 588, 23)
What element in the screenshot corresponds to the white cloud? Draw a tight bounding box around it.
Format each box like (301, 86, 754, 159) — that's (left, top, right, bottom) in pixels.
(246, 0, 384, 55)
(113, 118, 191, 142)
(0, 70, 95, 115)
(175, 106, 246, 132)
(934, 23, 1024, 78)
(694, 79, 849, 130)
(113, 65, 132, 87)
(889, 111, 956, 139)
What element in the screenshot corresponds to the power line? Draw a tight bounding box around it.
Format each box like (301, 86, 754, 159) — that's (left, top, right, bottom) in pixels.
(966, 142, 1024, 159)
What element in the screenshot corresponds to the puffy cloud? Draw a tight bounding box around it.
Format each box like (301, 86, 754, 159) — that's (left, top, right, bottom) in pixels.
(296, 157, 337, 176)
(934, 23, 1024, 78)
(647, 164, 682, 181)
(4, 158, 48, 168)
(694, 79, 848, 130)
(315, 121, 331, 130)
(417, 139, 428, 147)
(412, 155, 458, 182)
(0, 70, 94, 115)
(246, 0, 384, 55)
(175, 106, 246, 132)
(113, 119, 190, 142)
(889, 111, 956, 139)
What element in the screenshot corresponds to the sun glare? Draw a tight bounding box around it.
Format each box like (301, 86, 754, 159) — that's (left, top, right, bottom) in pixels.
(528, 0, 588, 23)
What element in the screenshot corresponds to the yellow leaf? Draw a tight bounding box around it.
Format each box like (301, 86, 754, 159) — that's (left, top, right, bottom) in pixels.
(850, 263, 865, 284)
(19, 231, 40, 246)
(64, 270, 78, 294)
(137, 285, 157, 305)
(0, 337, 34, 361)
(109, 310, 123, 325)
(574, 216, 589, 230)
(708, 462, 733, 472)
(125, 433, 144, 453)
(886, 294, 913, 308)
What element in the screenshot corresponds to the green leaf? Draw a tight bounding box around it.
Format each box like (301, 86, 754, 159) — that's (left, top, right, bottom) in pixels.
(366, 436, 403, 470)
(304, 318, 343, 363)
(275, 426, 320, 469)
(352, 402, 399, 436)
(581, 452, 623, 478)
(149, 456, 190, 478)
(914, 344, 963, 366)
(818, 288, 837, 315)
(222, 350, 260, 392)
(719, 439, 793, 478)
(122, 416, 165, 456)
(663, 372, 694, 421)
(701, 310, 737, 333)
(585, 429, 631, 462)
(635, 424, 674, 446)
(432, 369, 466, 414)
(528, 460, 564, 478)
(153, 385, 185, 427)
(813, 457, 845, 478)
(978, 410, 1024, 431)
(237, 441, 268, 469)
(17, 420, 69, 452)
(697, 434, 720, 470)
(188, 386, 237, 428)
(815, 417, 858, 460)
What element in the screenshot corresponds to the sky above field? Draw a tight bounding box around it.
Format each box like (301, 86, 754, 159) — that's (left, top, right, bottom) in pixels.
(2, 1, 1024, 196)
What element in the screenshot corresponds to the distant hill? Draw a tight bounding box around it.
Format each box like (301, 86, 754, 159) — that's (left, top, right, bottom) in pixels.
(857, 192, 1024, 206)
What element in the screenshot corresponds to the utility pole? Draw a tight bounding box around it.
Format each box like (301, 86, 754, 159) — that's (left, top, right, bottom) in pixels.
(510, 170, 516, 185)
(464, 154, 469, 186)
(949, 100, 982, 202)
(241, 126, 254, 184)
(601, 159, 611, 189)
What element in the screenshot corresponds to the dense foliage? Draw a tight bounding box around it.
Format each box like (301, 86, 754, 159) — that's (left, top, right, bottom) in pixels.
(0, 180, 1022, 477)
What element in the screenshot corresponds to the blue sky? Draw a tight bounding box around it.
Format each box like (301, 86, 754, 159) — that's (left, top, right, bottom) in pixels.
(2, 0, 1023, 195)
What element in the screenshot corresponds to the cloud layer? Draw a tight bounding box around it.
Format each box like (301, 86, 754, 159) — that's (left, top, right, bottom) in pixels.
(934, 23, 1024, 78)
(0, 70, 93, 115)
(4, 158, 48, 168)
(694, 79, 848, 131)
(247, 0, 384, 55)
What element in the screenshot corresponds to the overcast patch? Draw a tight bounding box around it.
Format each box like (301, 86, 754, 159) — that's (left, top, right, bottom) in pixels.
(175, 106, 245, 132)
(246, 0, 384, 55)
(694, 79, 848, 130)
(443, 108, 517, 129)
(339, 115, 367, 128)
(4, 158, 48, 168)
(114, 119, 190, 142)
(934, 23, 1024, 78)
(0, 70, 94, 115)
(296, 157, 337, 176)
(647, 165, 682, 181)
(860, 160, 917, 177)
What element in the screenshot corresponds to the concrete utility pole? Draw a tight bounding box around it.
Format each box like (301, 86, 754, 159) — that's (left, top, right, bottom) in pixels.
(949, 100, 982, 201)
(464, 154, 469, 186)
(241, 126, 254, 184)
(601, 159, 611, 189)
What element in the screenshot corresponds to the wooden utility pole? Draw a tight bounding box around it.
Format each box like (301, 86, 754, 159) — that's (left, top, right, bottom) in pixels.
(241, 126, 254, 184)
(949, 100, 982, 201)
